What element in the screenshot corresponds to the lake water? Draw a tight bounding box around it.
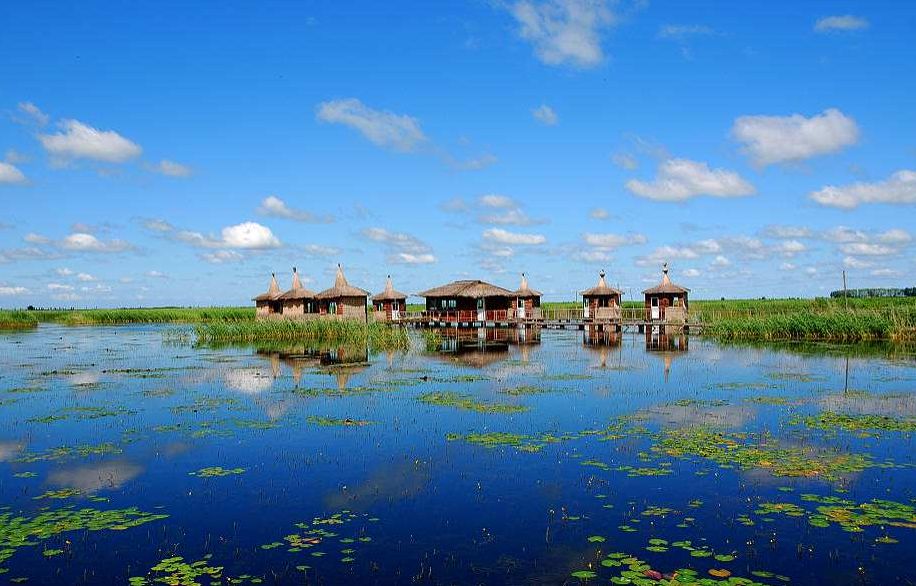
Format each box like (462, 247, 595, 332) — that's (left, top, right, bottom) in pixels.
(0, 325, 914, 585)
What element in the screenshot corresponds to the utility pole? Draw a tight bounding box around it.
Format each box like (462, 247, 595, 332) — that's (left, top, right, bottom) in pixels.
(842, 270, 848, 310)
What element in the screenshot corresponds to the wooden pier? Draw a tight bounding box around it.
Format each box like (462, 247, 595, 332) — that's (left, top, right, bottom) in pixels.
(396, 307, 703, 333)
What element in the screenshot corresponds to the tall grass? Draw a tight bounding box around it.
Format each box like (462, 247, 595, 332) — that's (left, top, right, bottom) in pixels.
(193, 319, 409, 351)
(0, 310, 39, 329)
(0, 307, 253, 328)
(704, 309, 916, 342)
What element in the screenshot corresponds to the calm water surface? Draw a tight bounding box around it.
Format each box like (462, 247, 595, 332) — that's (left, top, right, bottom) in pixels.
(0, 325, 914, 585)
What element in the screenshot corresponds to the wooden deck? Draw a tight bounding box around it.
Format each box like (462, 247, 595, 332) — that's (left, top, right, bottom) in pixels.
(395, 307, 703, 332)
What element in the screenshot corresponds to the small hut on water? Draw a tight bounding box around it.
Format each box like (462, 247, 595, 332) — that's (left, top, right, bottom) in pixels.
(581, 270, 622, 323)
(372, 275, 408, 322)
(278, 267, 318, 319)
(315, 265, 370, 322)
(418, 280, 514, 322)
(511, 273, 542, 320)
(643, 263, 689, 324)
(253, 273, 282, 318)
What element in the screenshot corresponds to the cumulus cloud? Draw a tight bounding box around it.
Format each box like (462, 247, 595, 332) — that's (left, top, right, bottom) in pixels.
(657, 24, 715, 40)
(316, 98, 426, 153)
(257, 195, 334, 223)
(177, 222, 281, 249)
(840, 242, 896, 256)
(38, 119, 142, 163)
(761, 225, 813, 239)
(76, 272, 96, 282)
(814, 15, 869, 33)
(483, 228, 546, 245)
(446, 195, 543, 226)
(0, 162, 26, 184)
(732, 108, 859, 167)
(361, 227, 436, 264)
(60, 232, 133, 253)
(626, 158, 754, 201)
(150, 159, 191, 177)
(508, 0, 616, 68)
(200, 250, 243, 264)
(532, 104, 559, 125)
(583, 232, 647, 249)
(589, 207, 610, 219)
(682, 268, 701, 278)
(810, 170, 916, 209)
(17, 101, 49, 126)
(0, 285, 28, 296)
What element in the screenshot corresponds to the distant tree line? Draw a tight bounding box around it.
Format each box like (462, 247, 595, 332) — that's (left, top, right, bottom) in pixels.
(830, 288, 916, 298)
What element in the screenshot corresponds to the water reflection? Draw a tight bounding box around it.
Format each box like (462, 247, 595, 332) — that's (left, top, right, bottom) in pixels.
(431, 327, 541, 368)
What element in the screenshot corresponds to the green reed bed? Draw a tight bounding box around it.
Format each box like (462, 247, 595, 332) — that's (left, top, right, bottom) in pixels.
(0, 307, 253, 328)
(704, 309, 916, 342)
(0, 310, 39, 329)
(194, 319, 409, 351)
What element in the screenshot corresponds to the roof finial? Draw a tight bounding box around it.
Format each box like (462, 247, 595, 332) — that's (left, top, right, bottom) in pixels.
(663, 262, 668, 275)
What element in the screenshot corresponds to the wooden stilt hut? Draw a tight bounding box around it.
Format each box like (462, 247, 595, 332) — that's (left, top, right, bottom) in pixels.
(510, 273, 542, 321)
(372, 275, 408, 322)
(643, 263, 689, 324)
(277, 267, 317, 319)
(315, 264, 370, 322)
(253, 273, 282, 319)
(581, 270, 622, 323)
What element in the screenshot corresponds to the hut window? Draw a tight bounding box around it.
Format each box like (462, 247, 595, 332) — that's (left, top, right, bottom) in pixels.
(440, 299, 447, 309)
(329, 301, 338, 314)
(673, 296, 680, 306)
(448, 299, 456, 309)
(393, 301, 400, 311)
(377, 303, 383, 311)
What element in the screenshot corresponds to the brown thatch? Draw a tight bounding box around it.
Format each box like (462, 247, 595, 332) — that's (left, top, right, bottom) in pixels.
(511, 273, 542, 297)
(316, 264, 370, 299)
(642, 263, 689, 295)
(252, 273, 282, 301)
(278, 267, 317, 300)
(581, 270, 622, 297)
(418, 279, 513, 298)
(372, 275, 407, 302)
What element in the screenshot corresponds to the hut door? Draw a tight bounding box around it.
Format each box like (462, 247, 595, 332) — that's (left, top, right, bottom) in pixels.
(392, 301, 400, 321)
(651, 297, 660, 320)
(477, 298, 485, 321)
(517, 298, 525, 319)
(583, 299, 590, 318)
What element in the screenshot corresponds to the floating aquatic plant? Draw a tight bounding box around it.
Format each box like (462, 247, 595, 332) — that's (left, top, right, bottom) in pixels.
(419, 391, 527, 414)
(189, 467, 246, 478)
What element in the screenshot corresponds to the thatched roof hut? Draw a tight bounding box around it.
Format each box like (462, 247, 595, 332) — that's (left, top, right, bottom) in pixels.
(581, 270, 622, 322)
(316, 265, 369, 321)
(642, 263, 689, 296)
(372, 275, 407, 302)
(418, 280, 513, 299)
(419, 279, 515, 320)
(581, 270, 622, 298)
(643, 263, 689, 323)
(316, 264, 370, 299)
(253, 273, 281, 302)
(278, 267, 316, 301)
(511, 273, 542, 298)
(253, 273, 283, 318)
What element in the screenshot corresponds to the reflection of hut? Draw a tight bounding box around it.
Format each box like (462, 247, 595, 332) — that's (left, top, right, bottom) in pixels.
(253, 273, 282, 318)
(510, 273, 542, 320)
(316, 264, 370, 322)
(418, 280, 513, 322)
(643, 263, 689, 324)
(645, 327, 688, 383)
(372, 275, 408, 322)
(278, 267, 318, 318)
(581, 270, 622, 323)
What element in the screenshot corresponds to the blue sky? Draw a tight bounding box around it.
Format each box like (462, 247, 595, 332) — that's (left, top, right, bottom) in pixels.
(1, 1, 914, 307)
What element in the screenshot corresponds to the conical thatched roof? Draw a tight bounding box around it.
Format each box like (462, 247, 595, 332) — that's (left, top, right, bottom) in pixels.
(418, 279, 513, 298)
(372, 275, 408, 302)
(511, 273, 542, 297)
(581, 270, 622, 297)
(316, 264, 370, 299)
(252, 273, 282, 301)
(278, 267, 317, 300)
(642, 263, 689, 295)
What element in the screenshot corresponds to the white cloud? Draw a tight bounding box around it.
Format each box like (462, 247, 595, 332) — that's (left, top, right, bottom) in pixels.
(711, 255, 731, 268)
(38, 119, 142, 163)
(61, 233, 133, 253)
(626, 158, 754, 201)
(761, 225, 813, 239)
(0, 286, 28, 296)
(774, 240, 807, 257)
(870, 268, 901, 278)
(589, 207, 610, 219)
(76, 272, 96, 282)
(822, 226, 867, 243)
(657, 24, 715, 40)
(257, 195, 333, 223)
(302, 244, 340, 257)
(780, 263, 796, 271)
(0, 162, 26, 184)
(200, 250, 243, 264)
(479, 194, 515, 208)
(532, 104, 559, 125)
(508, 0, 616, 68)
(143, 218, 174, 233)
(151, 159, 191, 177)
(395, 253, 437, 265)
(814, 15, 869, 33)
(146, 270, 167, 278)
(316, 98, 426, 153)
(451, 153, 498, 171)
(877, 229, 911, 244)
(611, 152, 638, 170)
(219, 222, 281, 249)
(840, 242, 896, 256)
(48, 283, 74, 292)
(483, 228, 546, 245)
(810, 170, 916, 209)
(682, 268, 701, 278)
(583, 232, 647, 249)
(17, 102, 49, 126)
(732, 108, 859, 167)
(55, 267, 74, 276)
(843, 256, 872, 269)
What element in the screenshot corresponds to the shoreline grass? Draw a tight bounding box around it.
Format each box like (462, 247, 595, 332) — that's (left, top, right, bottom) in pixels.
(0, 307, 253, 329)
(193, 319, 409, 351)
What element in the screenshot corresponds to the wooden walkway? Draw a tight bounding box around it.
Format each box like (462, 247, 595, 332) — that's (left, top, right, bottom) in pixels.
(397, 308, 703, 332)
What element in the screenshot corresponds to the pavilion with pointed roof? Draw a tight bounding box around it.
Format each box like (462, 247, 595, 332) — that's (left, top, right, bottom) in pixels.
(510, 273, 542, 320)
(643, 263, 689, 324)
(581, 270, 622, 323)
(418, 279, 514, 322)
(372, 275, 408, 322)
(253, 273, 283, 318)
(278, 267, 318, 318)
(315, 264, 370, 321)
